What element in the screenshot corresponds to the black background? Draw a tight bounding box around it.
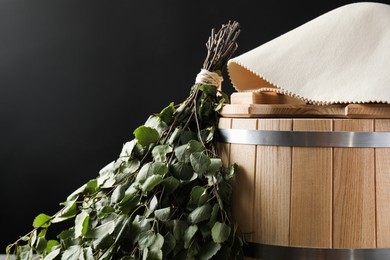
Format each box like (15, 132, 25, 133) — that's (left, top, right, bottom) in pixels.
(0, 0, 384, 252)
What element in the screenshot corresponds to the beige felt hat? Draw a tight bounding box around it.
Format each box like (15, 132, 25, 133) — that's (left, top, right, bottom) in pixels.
(227, 2, 390, 105)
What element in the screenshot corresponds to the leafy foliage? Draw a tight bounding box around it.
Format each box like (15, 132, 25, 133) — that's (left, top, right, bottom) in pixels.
(6, 21, 243, 260)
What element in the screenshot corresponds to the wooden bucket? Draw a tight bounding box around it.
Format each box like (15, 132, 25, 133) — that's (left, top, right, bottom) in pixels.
(217, 92, 390, 260)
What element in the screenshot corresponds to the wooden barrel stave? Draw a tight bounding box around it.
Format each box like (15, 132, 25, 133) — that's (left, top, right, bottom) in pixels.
(219, 117, 390, 259)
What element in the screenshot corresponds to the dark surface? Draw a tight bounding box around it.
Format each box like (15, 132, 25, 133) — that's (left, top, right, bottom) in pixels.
(0, 0, 379, 252)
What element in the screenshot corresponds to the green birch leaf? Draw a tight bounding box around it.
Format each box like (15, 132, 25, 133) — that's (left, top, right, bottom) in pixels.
(207, 158, 222, 175)
(45, 240, 59, 253)
(99, 161, 115, 176)
(145, 115, 168, 135)
(162, 176, 180, 194)
(101, 173, 117, 188)
(66, 183, 87, 201)
(190, 152, 210, 176)
(35, 236, 47, 253)
(187, 204, 212, 224)
(211, 221, 231, 243)
(187, 140, 204, 153)
(150, 162, 168, 176)
(136, 162, 152, 183)
(134, 126, 160, 147)
(154, 207, 171, 221)
(99, 244, 115, 260)
(32, 213, 51, 228)
(190, 152, 211, 175)
(138, 230, 156, 250)
(112, 215, 130, 244)
(98, 206, 115, 219)
(131, 215, 152, 243)
(137, 162, 168, 186)
(151, 233, 164, 250)
(85, 220, 115, 239)
(184, 225, 198, 249)
(148, 249, 163, 260)
(97, 168, 114, 187)
(74, 211, 90, 238)
(44, 247, 60, 260)
(119, 195, 140, 215)
(124, 183, 138, 197)
(168, 127, 182, 145)
(111, 185, 125, 204)
(92, 233, 114, 251)
(142, 248, 149, 260)
(83, 247, 94, 260)
(199, 84, 217, 96)
(187, 186, 208, 210)
(57, 229, 74, 240)
(84, 179, 98, 194)
(187, 239, 200, 259)
(159, 102, 175, 125)
(162, 232, 176, 255)
(198, 241, 221, 260)
(121, 159, 141, 175)
(142, 175, 163, 192)
(170, 162, 193, 181)
(119, 140, 136, 158)
(20, 235, 30, 242)
(174, 140, 204, 162)
(208, 203, 219, 228)
(30, 229, 38, 248)
(56, 230, 76, 250)
(172, 220, 188, 240)
(146, 196, 158, 217)
(52, 199, 78, 223)
(152, 144, 172, 162)
(173, 144, 187, 162)
(217, 181, 232, 207)
(5, 243, 12, 256)
(214, 97, 225, 111)
(18, 245, 33, 260)
(179, 130, 197, 144)
(223, 163, 238, 180)
(119, 191, 136, 206)
(199, 127, 214, 143)
(61, 245, 83, 260)
(38, 228, 47, 237)
(38, 228, 46, 238)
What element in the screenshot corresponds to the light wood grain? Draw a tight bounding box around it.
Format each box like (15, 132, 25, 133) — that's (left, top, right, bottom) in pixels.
(375, 120, 390, 247)
(230, 119, 257, 243)
(253, 119, 292, 246)
(231, 92, 305, 105)
(333, 119, 376, 248)
(220, 103, 390, 119)
(217, 118, 231, 168)
(220, 104, 347, 118)
(290, 119, 333, 248)
(347, 104, 390, 118)
(220, 118, 257, 260)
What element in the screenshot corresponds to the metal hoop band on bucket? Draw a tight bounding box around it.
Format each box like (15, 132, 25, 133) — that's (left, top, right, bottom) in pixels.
(217, 128, 390, 148)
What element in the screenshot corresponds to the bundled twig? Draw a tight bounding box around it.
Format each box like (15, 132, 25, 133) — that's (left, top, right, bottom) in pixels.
(203, 21, 240, 72)
(7, 21, 243, 260)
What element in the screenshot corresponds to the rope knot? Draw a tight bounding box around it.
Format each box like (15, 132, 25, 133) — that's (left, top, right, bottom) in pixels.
(195, 69, 223, 89)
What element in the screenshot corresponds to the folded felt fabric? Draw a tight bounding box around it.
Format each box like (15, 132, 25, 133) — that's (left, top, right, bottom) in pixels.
(228, 2, 390, 105)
